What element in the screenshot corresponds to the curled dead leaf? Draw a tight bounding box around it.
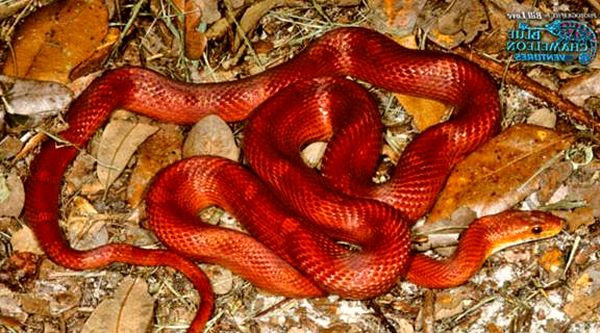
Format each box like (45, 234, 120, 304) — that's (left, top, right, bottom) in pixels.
(70, 27, 121, 80)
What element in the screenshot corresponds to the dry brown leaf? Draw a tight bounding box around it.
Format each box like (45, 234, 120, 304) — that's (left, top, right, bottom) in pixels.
(171, 0, 220, 59)
(0, 285, 26, 325)
(471, 1, 517, 54)
(21, 277, 82, 316)
(0, 252, 40, 290)
(563, 262, 600, 321)
(526, 108, 557, 128)
(433, 288, 471, 320)
(66, 197, 109, 251)
(560, 71, 600, 107)
(368, 0, 426, 34)
(422, 0, 488, 49)
(81, 277, 154, 333)
(233, 0, 299, 51)
(19, 293, 51, 317)
(554, 206, 595, 232)
(181, 0, 207, 60)
(127, 124, 183, 207)
(2, 0, 109, 83)
(563, 289, 600, 322)
(0, 172, 24, 218)
(70, 27, 120, 80)
(428, 124, 574, 223)
(65, 154, 97, 194)
(550, 160, 600, 231)
(96, 117, 159, 189)
(0, 75, 72, 117)
(0, 136, 23, 160)
(183, 115, 240, 161)
(10, 226, 43, 255)
(203, 265, 234, 295)
(231, 0, 361, 51)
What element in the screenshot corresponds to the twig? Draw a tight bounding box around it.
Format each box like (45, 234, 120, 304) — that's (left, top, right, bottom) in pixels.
(253, 297, 293, 318)
(421, 290, 435, 333)
(563, 235, 580, 278)
(452, 296, 496, 324)
(453, 47, 600, 133)
(367, 299, 397, 333)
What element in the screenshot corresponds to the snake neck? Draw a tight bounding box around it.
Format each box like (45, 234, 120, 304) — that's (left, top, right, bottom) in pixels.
(405, 222, 495, 289)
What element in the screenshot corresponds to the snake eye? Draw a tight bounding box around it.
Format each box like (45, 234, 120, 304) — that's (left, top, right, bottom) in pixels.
(531, 226, 543, 234)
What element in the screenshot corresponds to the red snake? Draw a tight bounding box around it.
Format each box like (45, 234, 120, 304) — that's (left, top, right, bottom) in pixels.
(24, 28, 562, 331)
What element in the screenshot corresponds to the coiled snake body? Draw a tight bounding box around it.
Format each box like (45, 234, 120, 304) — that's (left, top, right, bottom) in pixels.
(24, 28, 562, 331)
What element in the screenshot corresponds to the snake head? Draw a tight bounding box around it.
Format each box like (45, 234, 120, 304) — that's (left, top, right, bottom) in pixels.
(477, 210, 564, 258)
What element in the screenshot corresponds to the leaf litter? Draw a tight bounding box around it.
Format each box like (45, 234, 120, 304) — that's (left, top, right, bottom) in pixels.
(0, 1, 599, 332)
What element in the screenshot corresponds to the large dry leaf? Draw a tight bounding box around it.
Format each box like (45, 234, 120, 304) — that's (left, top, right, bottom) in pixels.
(69, 27, 120, 80)
(428, 124, 574, 222)
(183, 115, 240, 161)
(81, 277, 154, 333)
(96, 117, 158, 189)
(2, 0, 109, 83)
(127, 124, 183, 207)
(0, 75, 72, 116)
